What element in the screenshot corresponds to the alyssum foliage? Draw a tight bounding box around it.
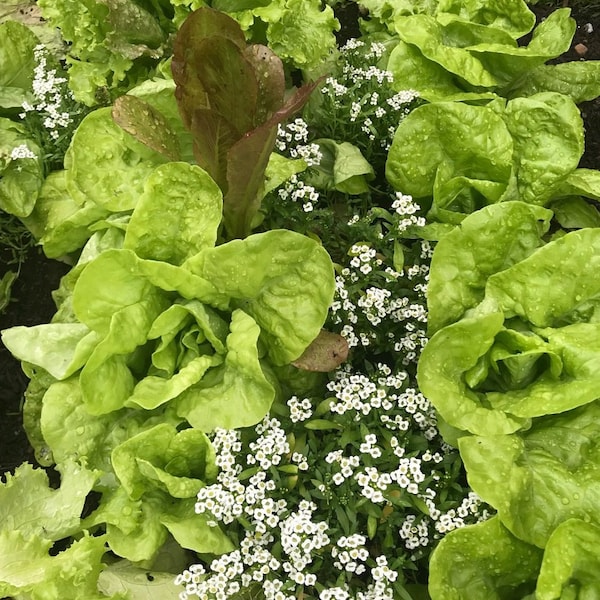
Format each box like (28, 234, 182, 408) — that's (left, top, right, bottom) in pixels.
(3, 0, 600, 599)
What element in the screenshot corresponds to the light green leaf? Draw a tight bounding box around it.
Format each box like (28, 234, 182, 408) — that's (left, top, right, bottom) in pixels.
(112, 423, 214, 500)
(536, 519, 600, 600)
(124, 162, 223, 265)
(0, 460, 97, 541)
(22, 171, 110, 258)
(393, 14, 504, 87)
(501, 92, 583, 205)
(387, 41, 474, 101)
(460, 401, 600, 547)
(0, 20, 38, 90)
(40, 378, 115, 471)
(485, 228, 600, 328)
(160, 500, 235, 555)
(72, 248, 168, 335)
(98, 559, 182, 599)
(427, 202, 552, 334)
(386, 102, 512, 202)
(417, 312, 530, 436)
(1, 323, 98, 380)
(509, 61, 600, 104)
(264, 153, 307, 196)
(550, 196, 600, 229)
(263, 0, 339, 70)
(175, 309, 275, 431)
(185, 229, 335, 365)
(436, 0, 536, 39)
(127, 354, 223, 411)
(553, 168, 600, 202)
(105, 492, 168, 563)
(0, 530, 108, 600)
(310, 139, 375, 195)
(429, 516, 542, 600)
(65, 107, 167, 211)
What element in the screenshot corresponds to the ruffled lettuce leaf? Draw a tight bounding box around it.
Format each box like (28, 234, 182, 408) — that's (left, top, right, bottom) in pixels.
(508, 60, 600, 104)
(184, 229, 335, 365)
(419, 227, 600, 436)
(254, 0, 339, 71)
(37, 0, 171, 105)
(386, 101, 513, 221)
(436, 0, 536, 39)
(174, 308, 276, 431)
(111, 423, 216, 500)
(393, 8, 574, 90)
(0, 530, 110, 600)
(500, 92, 584, 205)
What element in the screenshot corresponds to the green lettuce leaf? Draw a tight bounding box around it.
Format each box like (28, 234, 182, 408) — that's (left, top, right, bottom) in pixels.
(386, 101, 513, 212)
(0, 20, 38, 95)
(65, 107, 167, 211)
(484, 228, 600, 328)
(0, 460, 97, 541)
(22, 171, 111, 258)
(124, 162, 222, 265)
(426, 201, 552, 334)
(429, 516, 542, 600)
(98, 559, 183, 599)
(392, 7, 574, 90)
(38, 0, 169, 105)
(309, 139, 375, 195)
(111, 423, 216, 500)
(549, 196, 600, 230)
(460, 401, 600, 548)
(508, 60, 600, 104)
(1, 323, 98, 380)
(0, 530, 109, 600)
(536, 519, 600, 600)
(259, 0, 339, 71)
(175, 308, 276, 431)
(436, 0, 536, 39)
(184, 229, 335, 364)
(500, 92, 584, 205)
(420, 228, 600, 436)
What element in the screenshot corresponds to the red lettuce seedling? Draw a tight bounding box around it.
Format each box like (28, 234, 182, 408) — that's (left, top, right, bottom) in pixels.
(171, 7, 320, 239)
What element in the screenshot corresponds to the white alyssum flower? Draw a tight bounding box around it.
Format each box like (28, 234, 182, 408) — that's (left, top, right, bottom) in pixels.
(9, 144, 37, 161)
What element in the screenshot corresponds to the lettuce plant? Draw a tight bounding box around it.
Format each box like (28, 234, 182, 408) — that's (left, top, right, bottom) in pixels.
(1, 151, 335, 597)
(419, 202, 600, 597)
(170, 7, 322, 239)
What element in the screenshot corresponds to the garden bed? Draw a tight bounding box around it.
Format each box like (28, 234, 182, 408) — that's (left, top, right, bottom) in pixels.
(2, 1, 600, 599)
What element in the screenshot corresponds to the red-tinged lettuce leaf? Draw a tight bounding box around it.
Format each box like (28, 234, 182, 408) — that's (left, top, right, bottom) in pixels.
(291, 329, 349, 372)
(112, 94, 180, 161)
(224, 79, 322, 238)
(190, 36, 260, 134)
(189, 107, 241, 191)
(213, 0, 271, 10)
(171, 7, 247, 129)
(243, 44, 286, 124)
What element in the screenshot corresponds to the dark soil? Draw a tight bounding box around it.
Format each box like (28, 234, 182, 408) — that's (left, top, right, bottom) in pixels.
(0, 248, 69, 475)
(2, 1, 600, 478)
